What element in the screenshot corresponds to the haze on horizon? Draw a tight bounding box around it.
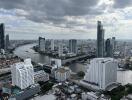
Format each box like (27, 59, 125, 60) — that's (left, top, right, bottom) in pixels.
(0, 0, 132, 40)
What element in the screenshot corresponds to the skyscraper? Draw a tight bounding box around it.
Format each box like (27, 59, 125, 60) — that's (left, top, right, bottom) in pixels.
(112, 37, 116, 51)
(105, 37, 116, 57)
(97, 21, 105, 57)
(58, 43, 63, 57)
(51, 39, 54, 51)
(5, 34, 10, 50)
(11, 58, 34, 89)
(0, 23, 5, 49)
(38, 37, 45, 52)
(69, 39, 77, 54)
(105, 38, 112, 57)
(84, 58, 118, 90)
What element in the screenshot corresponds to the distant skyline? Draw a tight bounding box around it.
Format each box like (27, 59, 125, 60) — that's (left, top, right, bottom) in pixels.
(0, 0, 132, 40)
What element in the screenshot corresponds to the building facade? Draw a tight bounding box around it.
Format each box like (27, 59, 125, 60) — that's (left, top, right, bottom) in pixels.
(10, 84, 40, 100)
(51, 39, 54, 51)
(11, 58, 34, 89)
(69, 39, 77, 54)
(97, 21, 105, 57)
(84, 58, 118, 90)
(54, 67, 71, 82)
(5, 34, 10, 50)
(58, 43, 63, 57)
(0, 23, 5, 49)
(105, 38, 113, 57)
(105, 37, 116, 57)
(81, 92, 111, 100)
(51, 58, 62, 68)
(112, 37, 116, 51)
(39, 37, 46, 52)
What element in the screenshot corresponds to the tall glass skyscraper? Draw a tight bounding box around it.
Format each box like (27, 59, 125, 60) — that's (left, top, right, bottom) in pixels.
(105, 38, 112, 57)
(0, 23, 5, 49)
(97, 21, 105, 57)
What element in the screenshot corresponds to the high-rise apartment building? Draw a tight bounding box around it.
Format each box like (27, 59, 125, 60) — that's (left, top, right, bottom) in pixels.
(11, 58, 34, 89)
(112, 37, 116, 51)
(105, 37, 116, 57)
(97, 21, 105, 57)
(105, 38, 112, 57)
(84, 58, 118, 90)
(5, 34, 10, 50)
(0, 23, 5, 49)
(39, 37, 45, 52)
(69, 39, 77, 54)
(58, 43, 63, 57)
(51, 39, 54, 51)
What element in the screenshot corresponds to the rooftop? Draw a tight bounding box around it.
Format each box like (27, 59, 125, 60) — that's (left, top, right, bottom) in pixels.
(56, 68, 70, 73)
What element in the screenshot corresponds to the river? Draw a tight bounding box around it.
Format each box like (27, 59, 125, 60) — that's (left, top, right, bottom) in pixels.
(14, 43, 132, 85)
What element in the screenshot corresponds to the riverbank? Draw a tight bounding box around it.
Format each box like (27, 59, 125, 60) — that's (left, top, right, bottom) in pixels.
(13, 43, 132, 85)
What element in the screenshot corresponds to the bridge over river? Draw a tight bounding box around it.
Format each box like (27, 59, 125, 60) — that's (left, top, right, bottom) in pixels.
(62, 54, 95, 65)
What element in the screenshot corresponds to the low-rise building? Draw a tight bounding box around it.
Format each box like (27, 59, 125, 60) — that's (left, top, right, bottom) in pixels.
(51, 58, 62, 68)
(9, 84, 40, 100)
(2, 83, 12, 95)
(81, 92, 111, 100)
(34, 70, 49, 83)
(54, 67, 71, 82)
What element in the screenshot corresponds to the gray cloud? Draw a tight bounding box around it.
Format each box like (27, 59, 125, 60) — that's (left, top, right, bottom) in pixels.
(0, 0, 25, 9)
(0, 0, 131, 30)
(113, 0, 132, 8)
(0, 0, 101, 26)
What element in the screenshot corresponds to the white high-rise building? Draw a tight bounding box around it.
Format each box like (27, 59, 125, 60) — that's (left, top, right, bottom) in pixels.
(39, 37, 45, 52)
(84, 58, 118, 90)
(51, 39, 54, 51)
(58, 43, 63, 57)
(11, 58, 34, 89)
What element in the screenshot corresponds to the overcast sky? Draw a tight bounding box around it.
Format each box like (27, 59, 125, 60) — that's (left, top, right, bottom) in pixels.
(0, 0, 132, 40)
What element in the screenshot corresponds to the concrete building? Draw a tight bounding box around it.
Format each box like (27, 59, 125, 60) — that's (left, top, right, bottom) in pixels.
(10, 84, 40, 100)
(39, 37, 45, 52)
(58, 43, 63, 57)
(45, 39, 51, 50)
(105, 38, 113, 57)
(2, 83, 12, 95)
(97, 21, 105, 57)
(51, 58, 62, 68)
(81, 92, 111, 100)
(54, 67, 71, 82)
(105, 37, 116, 57)
(112, 37, 116, 51)
(0, 23, 5, 49)
(84, 58, 118, 90)
(51, 39, 54, 51)
(69, 39, 77, 54)
(11, 58, 34, 89)
(81, 92, 98, 100)
(34, 70, 49, 83)
(5, 34, 10, 50)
